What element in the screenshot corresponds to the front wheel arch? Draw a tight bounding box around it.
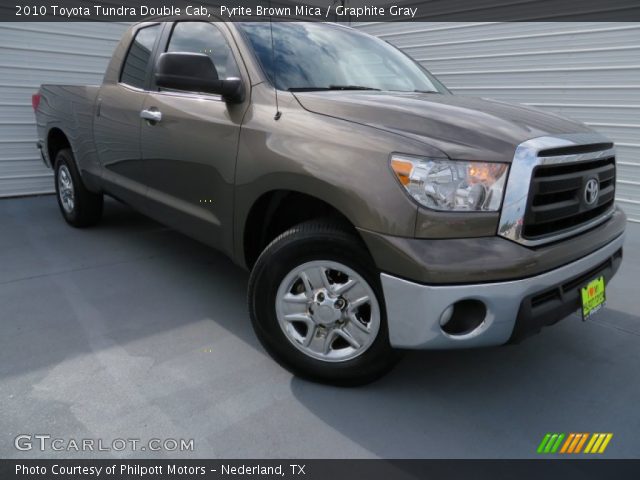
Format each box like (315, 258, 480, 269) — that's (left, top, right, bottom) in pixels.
(242, 189, 363, 270)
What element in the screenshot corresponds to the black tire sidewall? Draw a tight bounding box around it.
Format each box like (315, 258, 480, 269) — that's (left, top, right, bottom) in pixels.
(249, 224, 397, 385)
(54, 149, 80, 224)
(53, 148, 102, 227)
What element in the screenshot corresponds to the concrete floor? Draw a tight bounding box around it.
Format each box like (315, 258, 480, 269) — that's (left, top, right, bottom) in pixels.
(1, 195, 639, 459)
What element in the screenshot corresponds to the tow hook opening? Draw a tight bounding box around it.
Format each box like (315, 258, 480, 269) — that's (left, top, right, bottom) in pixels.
(439, 299, 487, 336)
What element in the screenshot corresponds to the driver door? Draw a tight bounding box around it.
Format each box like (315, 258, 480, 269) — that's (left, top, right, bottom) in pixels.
(139, 21, 249, 255)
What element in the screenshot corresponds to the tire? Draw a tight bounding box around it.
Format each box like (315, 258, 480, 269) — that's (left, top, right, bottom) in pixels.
(54, 148, 103, 227)
(248, 220, 401, 386)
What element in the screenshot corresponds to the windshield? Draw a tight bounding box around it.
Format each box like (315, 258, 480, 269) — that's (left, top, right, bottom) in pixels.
(237, 22, 448, 93)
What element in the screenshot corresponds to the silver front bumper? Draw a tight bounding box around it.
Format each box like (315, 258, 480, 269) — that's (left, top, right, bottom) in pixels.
(380, 233, 625, 349)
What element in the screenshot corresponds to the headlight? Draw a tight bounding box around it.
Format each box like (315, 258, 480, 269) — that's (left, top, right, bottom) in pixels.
(390, 154, 509, 211)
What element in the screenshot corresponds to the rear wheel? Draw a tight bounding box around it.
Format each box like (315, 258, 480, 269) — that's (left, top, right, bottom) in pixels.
(248, 220, 400, 386)
(54, 148, 103, 227)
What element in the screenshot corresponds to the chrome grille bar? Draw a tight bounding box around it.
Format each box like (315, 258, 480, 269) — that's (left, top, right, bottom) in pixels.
(498, 133, 616, 247)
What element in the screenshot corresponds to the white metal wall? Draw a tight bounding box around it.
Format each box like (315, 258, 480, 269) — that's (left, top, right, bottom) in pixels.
(0, 22, 128, 197)
(356, 22, 640, 222)
(1, 22, 639, 222)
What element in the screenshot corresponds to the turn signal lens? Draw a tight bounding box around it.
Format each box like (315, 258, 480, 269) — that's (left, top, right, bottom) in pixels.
(391, 158, 413, 186)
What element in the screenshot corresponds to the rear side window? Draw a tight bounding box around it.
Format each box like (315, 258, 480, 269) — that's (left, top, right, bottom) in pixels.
(166, 22, 240, 81)
(120, 25, 161, 89)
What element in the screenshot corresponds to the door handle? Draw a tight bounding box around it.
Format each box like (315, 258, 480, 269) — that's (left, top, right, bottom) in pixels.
(140, 109, 162, 123)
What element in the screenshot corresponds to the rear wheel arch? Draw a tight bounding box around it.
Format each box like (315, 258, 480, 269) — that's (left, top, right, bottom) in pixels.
(47, 128, 72, 167)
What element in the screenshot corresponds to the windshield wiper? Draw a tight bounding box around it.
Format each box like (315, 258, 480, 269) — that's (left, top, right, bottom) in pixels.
(288, 85, 381, 92)
(288, 87, 331, 92)
(413, 89, 440, 94)
(328, 85, 381, 91)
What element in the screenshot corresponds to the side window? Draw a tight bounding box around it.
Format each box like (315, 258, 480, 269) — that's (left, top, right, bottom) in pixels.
(166, 22, 240, 82)
(120, 25, 161, 89)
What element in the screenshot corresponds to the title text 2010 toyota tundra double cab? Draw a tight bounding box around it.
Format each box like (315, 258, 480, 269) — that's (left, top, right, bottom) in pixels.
(34, 20, 626, 385)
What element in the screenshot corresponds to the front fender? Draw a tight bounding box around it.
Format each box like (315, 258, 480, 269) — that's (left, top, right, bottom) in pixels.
(232, 91, 443, 266)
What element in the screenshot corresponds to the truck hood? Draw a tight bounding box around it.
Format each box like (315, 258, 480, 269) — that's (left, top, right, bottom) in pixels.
(292, 91, 594, 163)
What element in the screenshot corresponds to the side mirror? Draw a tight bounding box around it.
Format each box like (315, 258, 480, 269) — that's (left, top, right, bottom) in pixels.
(155, 52, 244, 103)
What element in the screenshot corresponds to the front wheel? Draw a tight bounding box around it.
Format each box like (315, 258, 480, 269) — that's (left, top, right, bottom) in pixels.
(248, 220, 400, 386)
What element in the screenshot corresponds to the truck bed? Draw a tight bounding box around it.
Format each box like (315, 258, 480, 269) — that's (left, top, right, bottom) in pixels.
(36, 84, 100, 169)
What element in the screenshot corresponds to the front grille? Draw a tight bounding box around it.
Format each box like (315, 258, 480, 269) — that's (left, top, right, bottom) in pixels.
(522, 153, 616, 240)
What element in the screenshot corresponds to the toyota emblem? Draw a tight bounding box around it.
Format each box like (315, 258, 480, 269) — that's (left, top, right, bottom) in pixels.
(584, 178, 600, 206)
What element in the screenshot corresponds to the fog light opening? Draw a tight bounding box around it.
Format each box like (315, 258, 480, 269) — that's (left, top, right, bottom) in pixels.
(439, 299, 487, 336)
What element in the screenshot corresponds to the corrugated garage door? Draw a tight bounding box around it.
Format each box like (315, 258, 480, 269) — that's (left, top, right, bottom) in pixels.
(356, 22, 640, 222)
(0, 22, 128, 197)
(2, 21, 639, 223)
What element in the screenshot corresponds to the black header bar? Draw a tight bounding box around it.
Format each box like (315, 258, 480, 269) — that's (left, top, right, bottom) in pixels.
(2, 459, 640, 480)
(4, 0, 640, 22)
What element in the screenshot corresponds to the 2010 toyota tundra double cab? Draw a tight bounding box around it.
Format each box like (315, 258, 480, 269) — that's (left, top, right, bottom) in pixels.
(34, 19, 626, 385)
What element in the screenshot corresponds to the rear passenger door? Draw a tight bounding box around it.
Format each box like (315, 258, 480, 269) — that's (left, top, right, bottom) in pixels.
(93, 23, 161, 208)
(139, 21, 249, 255)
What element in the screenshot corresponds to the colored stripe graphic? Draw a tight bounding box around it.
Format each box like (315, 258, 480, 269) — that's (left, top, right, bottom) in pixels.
(584, 434, 599, 453)
(574, 433, 589, 453)
(585, 433, 614, 454)
(545, 434, 558, 453)
(598, 434, 613, 453)
(568, 434, 581, 453)
(560, 433, 575, 453)
(537, 434, 552, 453)
(538, 433, 565, 453)
(550, 434, 565, 453)
(538, 433, 613, 454)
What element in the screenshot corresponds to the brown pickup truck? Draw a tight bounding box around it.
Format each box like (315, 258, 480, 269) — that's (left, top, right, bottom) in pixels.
(33, 20, 626, 385)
